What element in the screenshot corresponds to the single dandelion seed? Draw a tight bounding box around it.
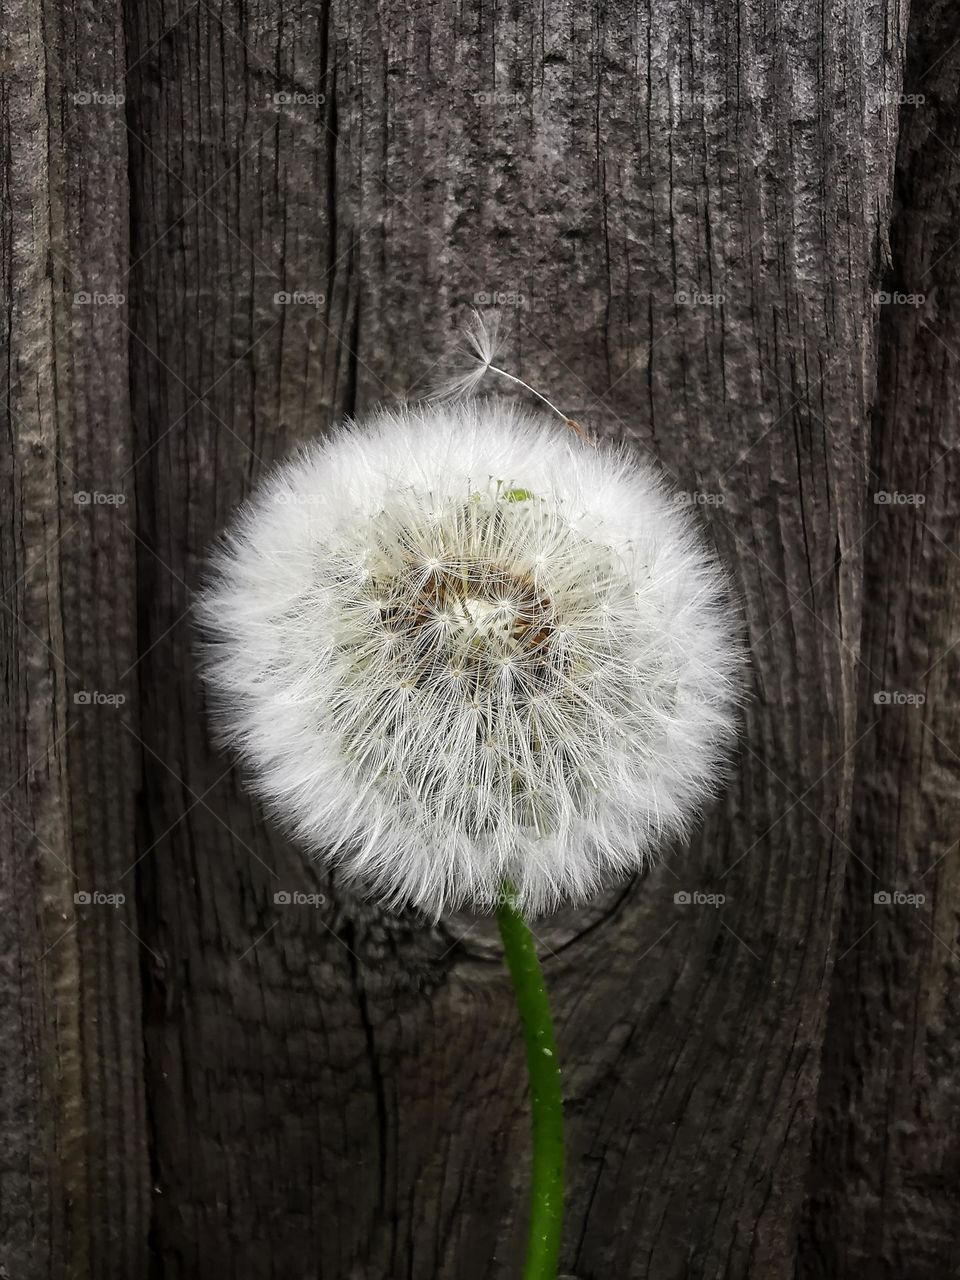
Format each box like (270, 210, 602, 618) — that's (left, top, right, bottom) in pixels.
(430, 309, 588, 440)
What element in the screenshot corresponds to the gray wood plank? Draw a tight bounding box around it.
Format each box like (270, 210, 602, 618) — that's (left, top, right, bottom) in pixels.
(802, 1, 960, 1274)
(0, 0, 148, 1276)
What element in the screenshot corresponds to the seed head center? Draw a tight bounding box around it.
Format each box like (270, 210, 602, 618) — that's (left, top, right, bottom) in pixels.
(458, 595, 510, 640)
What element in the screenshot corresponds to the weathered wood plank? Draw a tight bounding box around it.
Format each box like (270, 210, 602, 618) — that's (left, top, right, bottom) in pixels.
(0, 0, 147, 1276)
(802, 2, 960, 1274)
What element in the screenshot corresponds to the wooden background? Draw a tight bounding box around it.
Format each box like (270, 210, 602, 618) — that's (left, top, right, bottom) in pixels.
(3, 0, 959, 1276)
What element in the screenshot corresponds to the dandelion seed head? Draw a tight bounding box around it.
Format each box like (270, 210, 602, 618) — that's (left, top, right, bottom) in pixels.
(198, 397, 742, 917)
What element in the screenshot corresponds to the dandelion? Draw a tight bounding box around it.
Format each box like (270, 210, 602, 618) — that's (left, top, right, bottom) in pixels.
(198, 398, 740, 918)
(198, 331, 742, 1280)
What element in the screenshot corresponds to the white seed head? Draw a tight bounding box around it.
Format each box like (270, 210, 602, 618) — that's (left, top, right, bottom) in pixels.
(198, 398, 742, 917)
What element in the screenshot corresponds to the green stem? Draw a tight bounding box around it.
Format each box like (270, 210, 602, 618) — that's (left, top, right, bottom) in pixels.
(496, 880, 564, 1280)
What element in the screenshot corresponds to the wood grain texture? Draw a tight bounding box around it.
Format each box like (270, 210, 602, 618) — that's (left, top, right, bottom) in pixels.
(0, 0, 147, 1277)
(801, 1, 960, 1275)
(120, 2, 906, 1278)
(18, 0, 960, 1276)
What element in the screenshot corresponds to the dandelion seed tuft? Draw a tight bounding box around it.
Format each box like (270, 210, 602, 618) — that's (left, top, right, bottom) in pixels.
(198, 397, 742, 917)
(429, 308, 505, 403)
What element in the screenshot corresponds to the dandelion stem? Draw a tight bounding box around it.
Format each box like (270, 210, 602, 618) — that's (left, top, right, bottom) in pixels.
(496, 880, 564, 1280)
